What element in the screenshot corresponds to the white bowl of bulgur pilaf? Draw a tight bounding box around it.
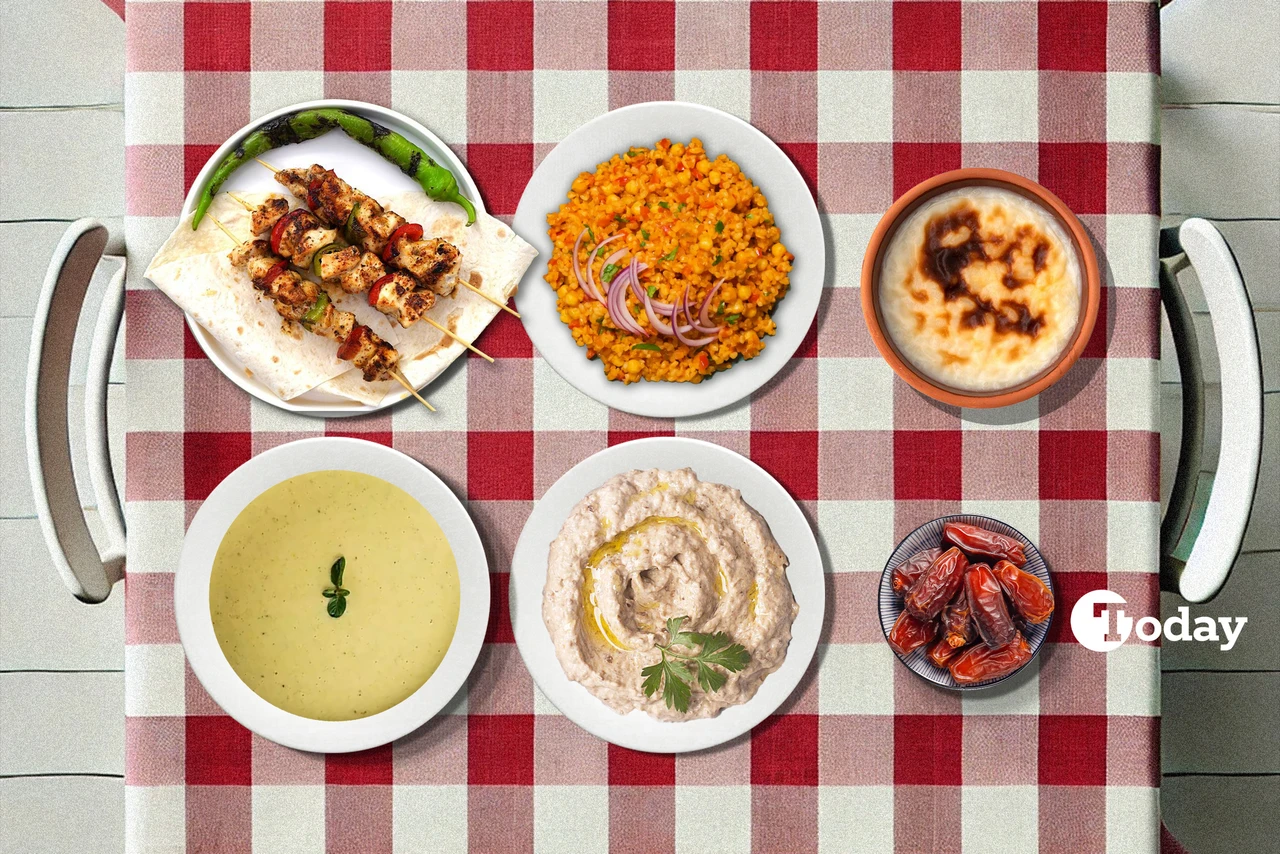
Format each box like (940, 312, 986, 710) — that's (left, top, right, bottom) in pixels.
(514, 102, 824, 419)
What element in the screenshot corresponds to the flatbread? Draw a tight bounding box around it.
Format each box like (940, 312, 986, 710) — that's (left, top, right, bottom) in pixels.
(144, 190, 536, 406)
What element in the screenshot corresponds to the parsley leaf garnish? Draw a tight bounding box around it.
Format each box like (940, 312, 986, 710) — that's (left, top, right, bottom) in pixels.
(641, 230, 650, 240)
(677, 202, 686, 212)
(725, 313, 741, 324)
(640, 616, 751, 713)
(713, 254, 722, 266)
(614, 214, 627, 225)
(601, 263, 620, 284)
(661, 247, 678, 261)
(715, 220, 724, 234)
(646, 285, 658, 297)
(658, 201, 670, 209)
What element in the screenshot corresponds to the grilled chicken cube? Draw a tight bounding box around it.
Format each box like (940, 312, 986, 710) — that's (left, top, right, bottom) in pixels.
(250, 196, 290, 235)
(371, 271, 436, 327)
(274, 168, 315, 204)
(335, 251, 386, 294)
(308, 303, 356, 344)
(316, 245, 362, 282)
(277, 211, 337, 268)
(390, 236, 461, 296)
(229, 239, 318, 321)
(228, 238, 270, 268)
(337, 325, 399, 382)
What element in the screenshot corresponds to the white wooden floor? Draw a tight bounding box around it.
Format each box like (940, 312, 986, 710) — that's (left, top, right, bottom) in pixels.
(0, 1, 1276, 851)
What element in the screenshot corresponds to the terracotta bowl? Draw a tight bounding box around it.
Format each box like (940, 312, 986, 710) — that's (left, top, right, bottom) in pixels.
(860, 168, 1101, 409)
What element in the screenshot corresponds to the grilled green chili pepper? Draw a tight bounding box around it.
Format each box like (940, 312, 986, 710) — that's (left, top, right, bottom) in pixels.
(192, 108, 477, 229)
(300, 290, 330, 327)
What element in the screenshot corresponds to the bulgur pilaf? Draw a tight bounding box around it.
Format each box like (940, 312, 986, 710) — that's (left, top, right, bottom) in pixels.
(545, 138, 793, 383)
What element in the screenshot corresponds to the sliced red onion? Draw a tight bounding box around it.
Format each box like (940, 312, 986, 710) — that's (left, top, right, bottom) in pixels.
(573, 229, 604, 303)
(698, 279, 725, 329)
(628, 262, 674, 314)
(587, 233, 624, 297)
(607, 265, 647, 337)
(672, 287, 718, 348)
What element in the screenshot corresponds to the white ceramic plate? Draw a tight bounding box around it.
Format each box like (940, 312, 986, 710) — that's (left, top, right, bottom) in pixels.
(512, 102, 825, 419)
(180, 99, 484, 417)
(509, 437, 824, 753)
(174, 437, 489, 753)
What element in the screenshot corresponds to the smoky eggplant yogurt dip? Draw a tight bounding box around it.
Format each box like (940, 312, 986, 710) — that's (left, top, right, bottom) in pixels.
(542, 468, 797, 721)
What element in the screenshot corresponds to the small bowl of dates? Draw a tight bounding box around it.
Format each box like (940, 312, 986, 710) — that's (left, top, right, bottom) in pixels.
(878, 515, 1055, 690)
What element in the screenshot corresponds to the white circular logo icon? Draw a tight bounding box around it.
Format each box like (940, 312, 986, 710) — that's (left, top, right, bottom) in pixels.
(1070, 589, 1130, 652)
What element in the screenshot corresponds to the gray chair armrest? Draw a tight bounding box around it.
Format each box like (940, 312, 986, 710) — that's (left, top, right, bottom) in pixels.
(26, 219, 126, 603)
(1160, 218, 1263, 603)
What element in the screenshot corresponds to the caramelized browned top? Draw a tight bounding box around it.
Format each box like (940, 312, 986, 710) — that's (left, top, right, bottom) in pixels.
(917, 204, 1052, 341)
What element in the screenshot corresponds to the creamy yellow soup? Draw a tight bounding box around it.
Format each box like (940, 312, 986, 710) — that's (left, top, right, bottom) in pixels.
(210, 471, 460, 721)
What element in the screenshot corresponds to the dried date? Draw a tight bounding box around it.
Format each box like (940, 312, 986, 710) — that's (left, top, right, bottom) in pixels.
(891, 547, 943, 597)
(950, 633, 1032, 684)
(904, 547, 968, 621)
(943, 521, 1027, 566)
(965, 563, 1017, 648)
(888, 610, 938, 656)
(992, 559, 1055, 624)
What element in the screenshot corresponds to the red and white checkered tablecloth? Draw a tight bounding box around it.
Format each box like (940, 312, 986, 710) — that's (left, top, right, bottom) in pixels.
(121, 1, 1163, 851)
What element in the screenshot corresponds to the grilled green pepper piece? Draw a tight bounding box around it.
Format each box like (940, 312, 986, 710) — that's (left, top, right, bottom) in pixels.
(300, 290, 330, 327)
(192, 108, 477, 228)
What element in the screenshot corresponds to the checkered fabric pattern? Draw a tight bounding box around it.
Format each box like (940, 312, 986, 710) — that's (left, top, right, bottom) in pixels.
(122, 1, 1163, 851)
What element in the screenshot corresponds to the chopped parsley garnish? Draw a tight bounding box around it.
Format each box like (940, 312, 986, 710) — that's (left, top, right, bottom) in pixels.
(677, 202, 686, 212)
(658, 201, 670, 209)
(601, 263, 620, 284)
(714, 220, 724, 234)
(725, 313, 741, 324)
(712, 254, 722, 266)
(661, 247, 678, 261)
(646, 285, 658, 297)
(640, 617, 751, 713)
(614, 214, 627, 225)
(632, 342, 661, 351)
(641, 230, 650, 240)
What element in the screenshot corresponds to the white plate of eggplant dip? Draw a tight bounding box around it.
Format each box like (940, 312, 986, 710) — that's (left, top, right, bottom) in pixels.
(146, 99, 537, 416)
(175, 437, 490, 753)
(512, 101, 825, 419)
(509, 437, 824, 753)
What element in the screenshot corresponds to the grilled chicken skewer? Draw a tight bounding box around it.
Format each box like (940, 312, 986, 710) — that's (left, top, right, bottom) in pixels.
(207, 216, 433, 411)
(263, 162, 520, 318)
(273, 163, 462, 296)
(236, 193, 435, 328)
(231, 191, 494, 362)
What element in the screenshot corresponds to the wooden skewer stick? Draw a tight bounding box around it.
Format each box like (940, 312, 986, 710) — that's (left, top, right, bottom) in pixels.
(390, 370, 436, 411)
(461, 281, 520, 318)
(227, 192, 253, 211)
(207, 216, 436, 412)
(422, 317, 494, 362)
(208, 215, 243, 246)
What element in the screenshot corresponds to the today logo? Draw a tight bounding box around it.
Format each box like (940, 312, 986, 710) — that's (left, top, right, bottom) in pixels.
(1069, 589, 1247, 653)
